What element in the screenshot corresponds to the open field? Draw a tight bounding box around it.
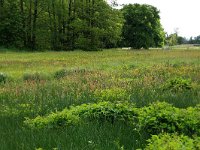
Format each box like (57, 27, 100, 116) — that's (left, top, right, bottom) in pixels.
(0, 49, 200, 149)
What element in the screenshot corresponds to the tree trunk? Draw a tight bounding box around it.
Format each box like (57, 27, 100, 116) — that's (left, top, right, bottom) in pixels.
(67, 0, 73, 49)
(47, 1, 54, 49)
(32, 0, 38, 50)
(20, 0, 26, 47)
(0, 0, 4, 18)
(53, 0, 58, 49)
(62, 0, 65, 35)
(27, 0, 32, 49)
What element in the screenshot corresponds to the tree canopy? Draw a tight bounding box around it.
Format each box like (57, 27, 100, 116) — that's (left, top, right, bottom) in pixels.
(0, 1, 168, 51)
(121, 4, 165, 49)
(0, 0, 123, 51)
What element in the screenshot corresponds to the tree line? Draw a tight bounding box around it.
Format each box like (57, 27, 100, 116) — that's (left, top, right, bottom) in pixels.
(166, 33, 200, 46)
(0, 1, 165, 51)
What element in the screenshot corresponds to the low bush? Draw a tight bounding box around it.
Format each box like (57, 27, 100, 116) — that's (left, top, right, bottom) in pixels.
(162, 77, 192, 92)
(70, 101, 137, 123)
(54, 68, 87, 79)
(0, 72, 7, 83)
(24, 101, 200, 137)
(23, 72, 48, 82)
(54, 69, 68, 79)
(24, 110, 80, 129)
(145, 134, 200, 150)
(138, 102, 200, 136)
(24, 102, 138, 129)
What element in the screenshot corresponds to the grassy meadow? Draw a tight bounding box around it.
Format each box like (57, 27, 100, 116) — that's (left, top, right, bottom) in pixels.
(0, 49, 200, 150)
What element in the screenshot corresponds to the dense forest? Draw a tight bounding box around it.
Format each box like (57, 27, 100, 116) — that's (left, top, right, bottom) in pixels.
(0, 0, 176, 51)
(0, 0, 124, 50)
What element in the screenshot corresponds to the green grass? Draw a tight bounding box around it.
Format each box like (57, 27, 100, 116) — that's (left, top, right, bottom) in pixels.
(0, 49, 200, 149)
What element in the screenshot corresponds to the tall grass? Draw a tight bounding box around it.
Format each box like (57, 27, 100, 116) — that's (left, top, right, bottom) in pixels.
(0, 49, 199, 149)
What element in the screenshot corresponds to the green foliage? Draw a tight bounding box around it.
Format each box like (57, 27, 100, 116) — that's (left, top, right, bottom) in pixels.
(24, 102, 137, 129)
(70, 101, 137, 123)
(163, 77, 193, 92)
(145, 134, 200, 150)
(24, 110, 80, 129)
(25, 101, 200, 138)
(138, 102, 200, 136)
(0, 72, 7, 83)
(0, 0, 122, 50)
(166, 33, 178, 46)
(0, 0, 24, 48)
(122, 4, 165, 49)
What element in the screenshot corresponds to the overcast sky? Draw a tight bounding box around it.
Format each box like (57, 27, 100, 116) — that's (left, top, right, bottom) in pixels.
(112, 0, 200, 38)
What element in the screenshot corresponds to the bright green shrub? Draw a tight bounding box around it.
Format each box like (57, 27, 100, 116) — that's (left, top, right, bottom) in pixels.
(24, 101, 200, 137)
(24, 110, 80, 129)
(163, 77, 192, 92)
(138, 102, 200, 136)
(70, 101, 137, 123)
(0, 72, 7, 83)
(145, 134, 200, 150)
(138, 102, 180, 134)
(24, 102, 138, 129)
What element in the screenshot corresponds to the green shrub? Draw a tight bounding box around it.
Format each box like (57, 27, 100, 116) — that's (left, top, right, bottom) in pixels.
(145, 134, 200, 150)
(24, 110, 80, 129)
(24, 101, 200, 137)
(138, 102, 200, 136)
(24, 102, 138, 129)
(23, 72, 47, 82)
(163, 77, 192, 92)
(70, 101, 137, 123)
(54, 69, 68, 79)
(0, 72, 7, 83)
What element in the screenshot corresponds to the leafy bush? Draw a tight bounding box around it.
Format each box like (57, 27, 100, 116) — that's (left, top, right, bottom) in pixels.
(70, 101, 137, 123)
(138, 102, 200, 136)
(23, 72, 47, 82)
(0, 72, 8, 83)
(24, 102, 138, 129)
(24, 101, 200, 137)
(54, 69, 68, 79)
(24, 110, 80, 129)
(163, 77, 192, 92)
(145, 134, 200, 150)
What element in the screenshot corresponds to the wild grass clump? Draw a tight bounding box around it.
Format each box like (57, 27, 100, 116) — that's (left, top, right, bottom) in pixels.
(162, 77, 193, 92)
(54, 69, 68, 79)
(23, 72, 48, 82)
(145, 134, 200, 150)
(0, 72, 8, 84)
(94, 88, 129, 102)
(54, 68, 87, 79)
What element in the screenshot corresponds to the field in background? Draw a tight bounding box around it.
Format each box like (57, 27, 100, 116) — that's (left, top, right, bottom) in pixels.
(0, 49, 200, 149)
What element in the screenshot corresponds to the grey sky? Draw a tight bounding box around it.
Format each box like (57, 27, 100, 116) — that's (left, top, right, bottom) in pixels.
(111, 0, 200, 38)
